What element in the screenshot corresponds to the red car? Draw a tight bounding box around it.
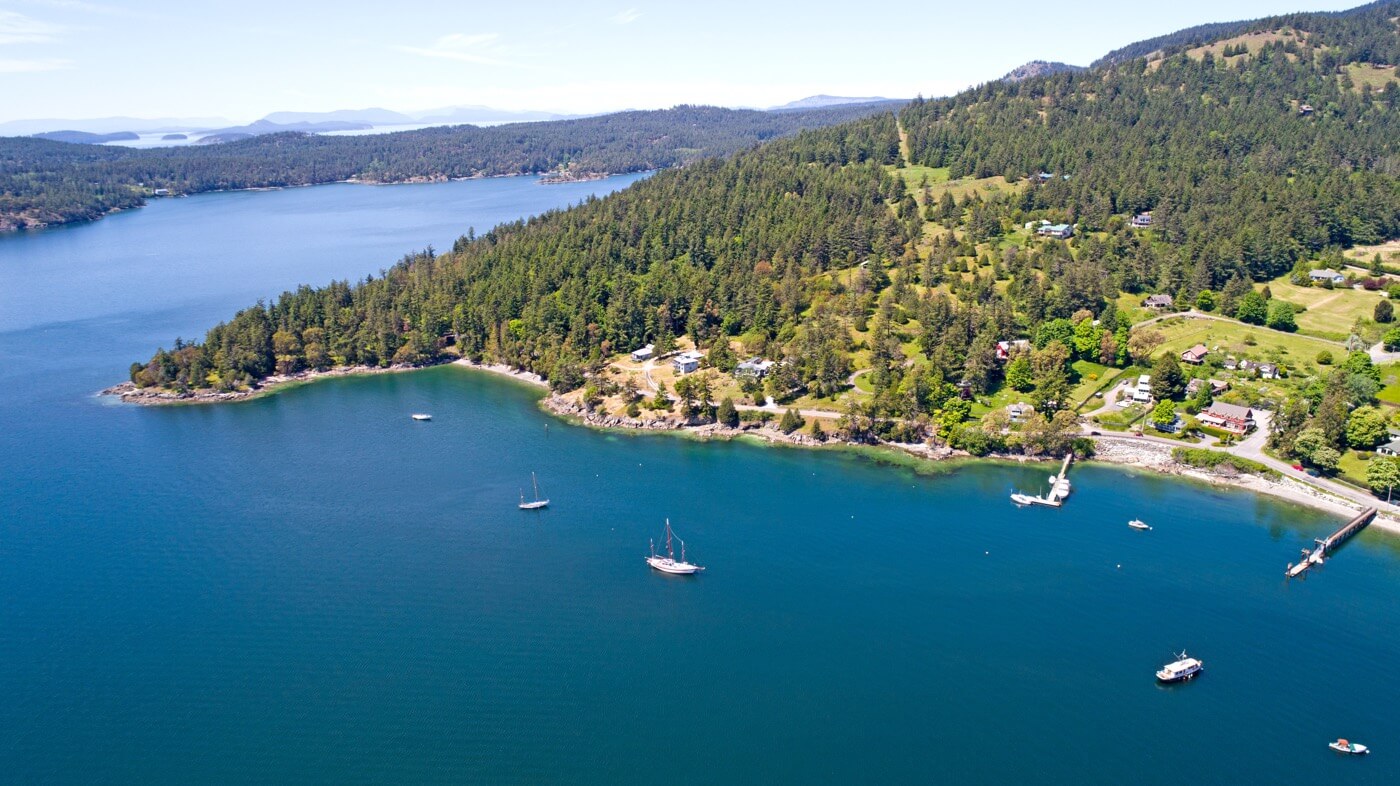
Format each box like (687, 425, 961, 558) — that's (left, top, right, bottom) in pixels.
(1291, 464, 1305, 471)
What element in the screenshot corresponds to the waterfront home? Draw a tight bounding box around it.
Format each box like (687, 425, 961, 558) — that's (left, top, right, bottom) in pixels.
(672, 350, 704, 375)
(996, 339, 1031, 360)
(1378, 437, 1400, 457)
(1037, 223, 1074, 240)
(1133, 374, 1152, 403)
(1181, 344, 1209, 365)
(1199, 402, 1256, 434)
(1154, 415, 1183, 434)
(1143, 294, 1175, 309)
(1006, 402, 1033, 423)
(735, 357, 776, 379)
(1309, 268, 1345, 285)
(630, 344, 655, 362)
(1130, 212, 1153, 229)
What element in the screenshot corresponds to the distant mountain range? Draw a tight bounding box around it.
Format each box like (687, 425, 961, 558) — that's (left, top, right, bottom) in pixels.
(768, 95, 898, 111)
(999, 61, 1087, 82)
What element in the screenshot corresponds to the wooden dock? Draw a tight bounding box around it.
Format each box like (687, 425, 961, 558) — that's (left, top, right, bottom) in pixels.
(1286, 507, 1375, 578)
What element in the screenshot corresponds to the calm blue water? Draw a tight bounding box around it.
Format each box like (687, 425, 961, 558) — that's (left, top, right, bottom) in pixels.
(2, 176, 1399, 783)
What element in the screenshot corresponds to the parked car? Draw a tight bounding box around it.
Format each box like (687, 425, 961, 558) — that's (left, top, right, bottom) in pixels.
(1291, 464, 1305, 471)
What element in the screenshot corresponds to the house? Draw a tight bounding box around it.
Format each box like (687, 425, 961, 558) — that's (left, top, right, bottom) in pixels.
(672, 350, 704, 375)
(1143, 294, 1175, 309)
(1378, 437, 1400, 457)
(630, 344, 654, 362)
(152, 188, 171, 196)
(1037, 223, 1074, 240)
(1023, 219, 1051, 231)
(1154, 415, 1184, 434)
(1006, 403, 1034, 424)
(1299, 103, 1315, 116)
(1186, 378, 1230, 396)
(1239, 360, 1280, 379)
(1181, 344, 1209, 365)
(996, 339, 1031, 360)
(1309, 268, 1346, 285)
(1199, 402, 1256, 435)
(1130, 212, 1153, 229)
(1132, 374, 1153, 403)
(735, 357, 776, 379)
(1222, 356, 1239, 370)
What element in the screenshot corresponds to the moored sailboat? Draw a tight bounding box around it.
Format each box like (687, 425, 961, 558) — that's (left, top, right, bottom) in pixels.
(518, 472, 549, 510)
(647, 519, 704, 575)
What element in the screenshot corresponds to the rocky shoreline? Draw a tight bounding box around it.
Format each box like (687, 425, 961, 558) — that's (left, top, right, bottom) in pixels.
(103, 358, 1399, 534)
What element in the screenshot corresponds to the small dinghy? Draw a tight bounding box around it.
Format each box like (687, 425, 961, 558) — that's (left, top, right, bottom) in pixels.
(410, 413, 432, 421)
(1128, 519, 1152, 531)
(1329, 739, 1369, 755)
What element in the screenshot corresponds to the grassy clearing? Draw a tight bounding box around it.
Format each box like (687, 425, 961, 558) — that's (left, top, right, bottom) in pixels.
(890, 165, 1016, 207)
(1337, 450, 1371, 488)
(1152, 316, 1340, 373)
(1377, 363, 1400, 406)
(1184, 30, 1298, 61)
(1341, 62, 1399, 92)
(1259, 276, 1383, 339)
(1343, 239, 1400, 268)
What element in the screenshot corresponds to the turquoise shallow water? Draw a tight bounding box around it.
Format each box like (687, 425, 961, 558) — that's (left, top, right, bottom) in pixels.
(2, 176, 1399, 783)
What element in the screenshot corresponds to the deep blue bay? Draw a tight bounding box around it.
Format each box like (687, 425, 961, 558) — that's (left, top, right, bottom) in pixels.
(2, 175, 1399, 783)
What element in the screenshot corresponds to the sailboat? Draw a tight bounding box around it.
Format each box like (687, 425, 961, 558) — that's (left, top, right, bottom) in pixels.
(518, 472, 549, 510)
(646, 519, 704, 575)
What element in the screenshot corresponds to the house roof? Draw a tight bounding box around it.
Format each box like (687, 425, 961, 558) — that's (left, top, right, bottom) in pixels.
(1206, 402, 1254, 421)
(1310, 268, 1343, 278)
(1380, 437, 1400, 452)
(675, 350, 704, 362)
(1182, 344, 1209, 359)
(1144, 294, 1174, 305)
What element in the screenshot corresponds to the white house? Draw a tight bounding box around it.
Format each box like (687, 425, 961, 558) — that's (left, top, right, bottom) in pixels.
(1309, 269, 1346, 285)
(1037, 223, 1074, 240)
(672, 350, 704, 375)
(1378, 437, 1400, 457)
(735, 358, 776, 379)
(630, 344, 654, 362)
(1006, 403, 1034, 423)
(1133, 374, 1153, 403)
(1130, 212, 1153, 229)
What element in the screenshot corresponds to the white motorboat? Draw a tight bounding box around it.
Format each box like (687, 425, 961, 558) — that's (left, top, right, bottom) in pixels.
(410, 413, 432, 421)
(1156, 651, 1203, 683)
(1011, 491, 1061, 508)
(1128, 519, 1152, 531)
(646, 519, 703, 575)
(518, 472, 549, 510)
(1328, 739, 1369, 755)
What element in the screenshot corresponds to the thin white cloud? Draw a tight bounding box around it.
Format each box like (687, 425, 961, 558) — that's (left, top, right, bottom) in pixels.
(0, 9, 61, 44)
(0, 56, 72, 72)
(614, 8, 641, 24)
(396, 32, 510, 66)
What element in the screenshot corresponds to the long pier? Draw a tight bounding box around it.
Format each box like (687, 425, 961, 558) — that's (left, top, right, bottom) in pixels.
(1286, 506, 1375, 578)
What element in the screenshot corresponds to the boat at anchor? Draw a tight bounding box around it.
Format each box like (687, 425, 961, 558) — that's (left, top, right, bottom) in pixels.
(646, 519, 704, 575)
(518, 472, 549, 510)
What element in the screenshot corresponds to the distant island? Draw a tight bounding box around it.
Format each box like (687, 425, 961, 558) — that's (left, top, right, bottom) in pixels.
(0, 102, 904, 231)
(161, 133, 187, 141)
(32, 130, 140, 144)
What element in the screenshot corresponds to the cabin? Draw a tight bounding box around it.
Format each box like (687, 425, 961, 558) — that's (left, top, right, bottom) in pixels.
(996, 339, 1031, 360)
(735, 357, 776, 379)
(152, 188, 171, 196)
(1006, 403, 1034, 424)
(1199, 402, 1256, 435)
(1378, 437, 1400, 457)
(1037, 223, 1074, 240)
(1143, 294, 1175, 309)
(672, 350, 704, 375)
(1180, 344, 1209, 365)
(1130, 212, 1153, 229)
(630, 344, 654, 362)
(1133, 374, 1153, 404)
(1298, 103, 1315, 116)
(1309, 269, 1346, 285)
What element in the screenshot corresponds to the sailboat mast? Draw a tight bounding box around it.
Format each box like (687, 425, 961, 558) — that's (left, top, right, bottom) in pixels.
(665, 519, 674, 559)
(531, 472, 540, 502)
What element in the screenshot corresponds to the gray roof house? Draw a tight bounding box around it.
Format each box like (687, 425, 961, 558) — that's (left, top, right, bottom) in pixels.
(1309, 268, 1346, 285)
(1378, 437, 1400, 457)
(672, 350, 704, 374)
(1143, 294, 1175, 309)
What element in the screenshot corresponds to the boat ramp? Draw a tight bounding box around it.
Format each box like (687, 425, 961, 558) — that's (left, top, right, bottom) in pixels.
(1286, 506, 1375, 578)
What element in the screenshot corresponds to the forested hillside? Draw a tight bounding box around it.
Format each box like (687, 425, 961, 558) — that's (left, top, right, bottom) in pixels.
(131, 2, 1400, 463)
(0, 102, 901, 230)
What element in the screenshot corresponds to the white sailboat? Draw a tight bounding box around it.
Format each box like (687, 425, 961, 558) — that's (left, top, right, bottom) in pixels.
(646, 519, 704, 575)
(518, 472, 549, 510)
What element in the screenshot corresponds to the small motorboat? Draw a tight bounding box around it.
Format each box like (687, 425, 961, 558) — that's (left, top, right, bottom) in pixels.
(1329, 739, 1369, 755)
(410, 413, 432, 421)
(1128, 519, 1152, 531)
(1156, 651, 1203, 683)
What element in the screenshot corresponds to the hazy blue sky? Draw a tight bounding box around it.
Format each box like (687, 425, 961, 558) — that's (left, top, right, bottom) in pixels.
(0, 0, 1366, 122)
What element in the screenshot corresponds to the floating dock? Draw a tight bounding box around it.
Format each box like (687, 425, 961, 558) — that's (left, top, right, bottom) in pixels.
(1286, 506, 1375, 578)
(1011, 453, 1075, 508)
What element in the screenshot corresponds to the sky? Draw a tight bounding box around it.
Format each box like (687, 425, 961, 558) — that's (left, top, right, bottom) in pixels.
(0, 0, 1369, 123)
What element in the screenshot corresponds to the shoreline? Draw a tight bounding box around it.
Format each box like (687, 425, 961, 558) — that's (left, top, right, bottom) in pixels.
(105, 358, 1400, 535)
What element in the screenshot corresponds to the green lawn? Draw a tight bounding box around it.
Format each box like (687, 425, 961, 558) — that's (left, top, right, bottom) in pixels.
(1377, 363, 1400, 406)
(1067, 359, 1113, 406)
(1337, 450, 1372, 489)
(1151, 315, 1340, 375)
(1258, 276, 1383, 340)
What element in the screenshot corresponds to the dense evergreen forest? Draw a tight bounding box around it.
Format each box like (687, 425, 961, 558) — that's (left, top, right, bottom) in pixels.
(0, 102, 901, 230)
(132, 2, 1400, 461)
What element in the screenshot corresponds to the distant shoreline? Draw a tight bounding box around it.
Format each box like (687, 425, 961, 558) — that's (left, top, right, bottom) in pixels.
(103, 358, 1400, 536)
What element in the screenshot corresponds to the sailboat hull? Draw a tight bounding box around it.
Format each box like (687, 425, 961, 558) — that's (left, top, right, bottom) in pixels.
(518, 500, 549, 510)
(646, 556, 702, 575)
